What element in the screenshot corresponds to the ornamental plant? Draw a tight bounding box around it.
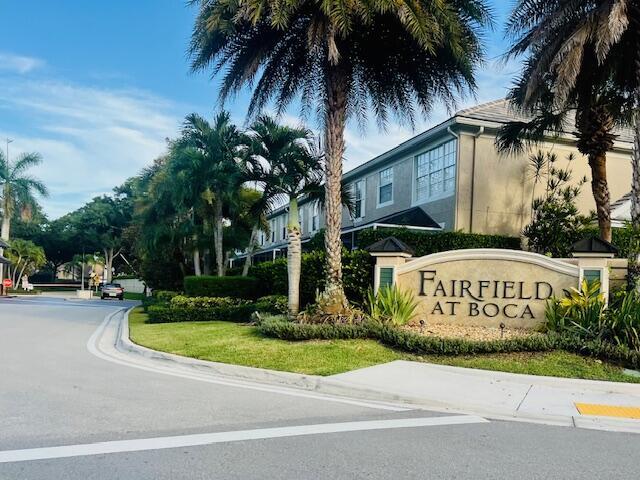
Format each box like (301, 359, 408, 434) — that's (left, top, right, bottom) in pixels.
(366, 286, 418, 326)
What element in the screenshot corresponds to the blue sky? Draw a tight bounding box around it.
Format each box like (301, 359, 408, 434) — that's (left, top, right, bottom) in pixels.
(0, 0, 517, 218)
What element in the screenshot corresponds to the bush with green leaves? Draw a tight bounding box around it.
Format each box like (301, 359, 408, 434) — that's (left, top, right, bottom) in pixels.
(366, 286, 418, 326)
(523, 152, 592, 257)
(258, 317, 640, 368)
(184, 275, 259, 299)
(248, 249, 374, 307)
(546, 281, 640, 352)
(358, 228, 520, 257)
(146, 294, 289, 323)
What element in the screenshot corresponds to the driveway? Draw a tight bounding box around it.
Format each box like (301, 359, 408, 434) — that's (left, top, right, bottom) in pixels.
(1, 297, 639, 479)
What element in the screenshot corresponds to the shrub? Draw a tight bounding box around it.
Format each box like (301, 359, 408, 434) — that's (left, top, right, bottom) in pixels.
(184, 276, 259, 299)
(248, 249, 374, 307)
(546, 282, 640, 352)
(146, 294, 288, 324)
(366, 286, 418, 326)
(358, 228, 520, 256)
(154, 290, 181, 302)
(257, 317, 640, 368)
(255, 295, 289, 315)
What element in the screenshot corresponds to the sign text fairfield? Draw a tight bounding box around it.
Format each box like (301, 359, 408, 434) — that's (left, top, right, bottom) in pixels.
(418, 271, 554, 320)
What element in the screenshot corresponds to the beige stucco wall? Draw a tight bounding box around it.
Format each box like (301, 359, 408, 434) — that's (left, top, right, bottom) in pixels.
(455, 132, 632, 236)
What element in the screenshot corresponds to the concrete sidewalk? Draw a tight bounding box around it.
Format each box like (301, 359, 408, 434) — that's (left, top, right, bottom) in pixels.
(327, 361, 640, 431)
(107, 308, 640, 433)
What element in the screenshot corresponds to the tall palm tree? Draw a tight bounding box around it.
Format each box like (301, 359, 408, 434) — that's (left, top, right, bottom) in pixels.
(189, 0, 490, 310)
(170, 112, 245, 276)
(0, 151, 48, 242)
(498, 0, 637, 242)
(245, 116, 323, 316)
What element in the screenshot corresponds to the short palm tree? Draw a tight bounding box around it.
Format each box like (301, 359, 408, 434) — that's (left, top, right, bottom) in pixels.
(0, 150, 48, 241)
(170, 112, 245, 276)
(498, 0, 637, 242)
(189, 0, 490, 310)
(245, 116, 323, 316)
(6, 239, 46, 288)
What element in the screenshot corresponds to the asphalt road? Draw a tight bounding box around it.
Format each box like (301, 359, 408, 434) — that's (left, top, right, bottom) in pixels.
(1, 296, 639, 479)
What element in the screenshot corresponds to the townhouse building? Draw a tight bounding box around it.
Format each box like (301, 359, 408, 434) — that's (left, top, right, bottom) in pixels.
(244, 99, 634, 263)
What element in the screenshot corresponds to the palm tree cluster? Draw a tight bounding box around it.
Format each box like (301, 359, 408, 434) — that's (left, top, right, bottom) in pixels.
(131, 112, 325, 315)
(189, 0, 492, 310)
(498, 0, 640, 242)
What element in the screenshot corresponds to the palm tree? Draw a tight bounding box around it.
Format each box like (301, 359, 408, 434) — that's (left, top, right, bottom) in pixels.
(6, 239, 46, 288)
(245, 116, 323, 316)
(498, 0, 637, 242)
(189, 0, 490, 310)
(170, 112, 245, 276)
(0, 151, 48, 242)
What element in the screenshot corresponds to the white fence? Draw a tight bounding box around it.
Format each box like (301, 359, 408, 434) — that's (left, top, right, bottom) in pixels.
(114, 278, 146, 294)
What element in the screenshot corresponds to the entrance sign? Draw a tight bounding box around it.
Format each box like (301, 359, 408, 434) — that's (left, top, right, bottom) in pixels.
(392, 249, 580, 329)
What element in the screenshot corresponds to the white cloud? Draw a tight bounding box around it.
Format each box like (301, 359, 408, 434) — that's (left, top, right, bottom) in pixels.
(0, 52, 44, 74)
(0, 79, 185, 218)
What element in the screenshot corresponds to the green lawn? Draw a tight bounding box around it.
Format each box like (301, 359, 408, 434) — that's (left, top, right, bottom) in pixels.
(124, 292, 145, 301)
(128, 308, 640, 382)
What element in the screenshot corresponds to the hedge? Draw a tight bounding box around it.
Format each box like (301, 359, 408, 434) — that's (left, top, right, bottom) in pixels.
(258, 318, 640, 369)
(184, 275, 259, 299)
(358, 228, 521, 257)
(247, 249, 374, 307)
(147, 294, 288, 323)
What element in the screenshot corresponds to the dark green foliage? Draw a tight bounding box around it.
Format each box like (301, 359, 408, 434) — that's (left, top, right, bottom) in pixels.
(146, 294, 288, 323)
(154, 290, 181, 302)
(358, 228, 520, 256)
(248, 249, 374, 306)
(546, 286, 640, 352)
(523, 152, 591, 257)
(258, 318, 640, 369)
(184, 275, 259, 299)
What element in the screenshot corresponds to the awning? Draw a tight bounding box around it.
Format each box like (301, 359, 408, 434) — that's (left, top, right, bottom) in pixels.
(352, 206, 442, 230)
(0, 255, 10, 265)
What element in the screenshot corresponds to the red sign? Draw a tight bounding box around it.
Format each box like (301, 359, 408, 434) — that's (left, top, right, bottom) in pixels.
(3, 279, 12, 288)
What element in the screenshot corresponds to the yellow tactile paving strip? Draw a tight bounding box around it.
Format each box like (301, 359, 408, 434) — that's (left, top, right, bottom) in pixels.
(575, 403, 640, 419)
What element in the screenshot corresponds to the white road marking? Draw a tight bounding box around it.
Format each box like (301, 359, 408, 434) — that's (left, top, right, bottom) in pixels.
(0, 415, 488, 463)
(87, 309, 412, 412)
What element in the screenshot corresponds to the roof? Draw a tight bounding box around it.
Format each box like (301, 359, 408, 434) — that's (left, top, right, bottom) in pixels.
(365, 237, 415, 255)
(611, 192, 632, 211)
(456, 99, 634, 144)
(368, 206, 442, 229)
(571, 236, 619, 255)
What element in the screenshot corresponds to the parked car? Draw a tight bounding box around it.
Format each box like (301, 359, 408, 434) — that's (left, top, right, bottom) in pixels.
(101, 283, 124, 300)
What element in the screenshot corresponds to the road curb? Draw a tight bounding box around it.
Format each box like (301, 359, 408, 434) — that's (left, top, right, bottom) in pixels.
(112, 308, 640, 433)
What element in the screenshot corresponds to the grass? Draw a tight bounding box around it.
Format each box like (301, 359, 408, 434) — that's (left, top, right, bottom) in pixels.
(124, 292, 145, 301)
(128, 307, 640, 382)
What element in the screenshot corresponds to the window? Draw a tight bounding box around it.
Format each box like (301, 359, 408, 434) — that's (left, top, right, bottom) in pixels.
(299, 208, 304, 235)
(260, 231, 265, 246)
(378, 167, 393, 206)
(583, 269, 602, 292)
(312, 202, 319, 232)
(379, 267, 394, 289)
(282, 214, 288, 240)
(353, 180, 365, 219)
(414, 140, 456, 202)
(270, 220, 275, 243)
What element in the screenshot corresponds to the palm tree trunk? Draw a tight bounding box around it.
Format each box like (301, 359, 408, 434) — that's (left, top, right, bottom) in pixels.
(287, 197, 302, 317)
(588, 152, 612, 243)
(213, 201, 225, 276)
(632, 111, 640, 229)
(322, 65, 348, 311)
(193, 247, 202, 276)
(203, 248, 211, 275)
(242, 226, 258, 277)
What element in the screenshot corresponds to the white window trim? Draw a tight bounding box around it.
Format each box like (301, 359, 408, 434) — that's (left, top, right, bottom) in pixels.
(411, 139, 457, 206)
(377, 167, 394, 208)
(311, 202, 320, 233)
(353, 179, 366, 221)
